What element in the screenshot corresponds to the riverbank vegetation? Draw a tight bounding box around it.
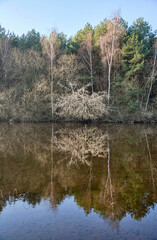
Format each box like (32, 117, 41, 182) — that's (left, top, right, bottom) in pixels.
(0, 13, 157, 122)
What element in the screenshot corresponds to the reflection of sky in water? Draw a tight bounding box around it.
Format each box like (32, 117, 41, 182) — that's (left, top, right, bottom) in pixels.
(1, 197, 157, 240)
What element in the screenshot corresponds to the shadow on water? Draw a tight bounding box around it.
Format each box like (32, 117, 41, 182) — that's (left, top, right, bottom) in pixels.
(0, 123, 157, 239)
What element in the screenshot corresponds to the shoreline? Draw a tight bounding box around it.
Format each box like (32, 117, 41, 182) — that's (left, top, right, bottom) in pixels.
(0, 119, 157, 124)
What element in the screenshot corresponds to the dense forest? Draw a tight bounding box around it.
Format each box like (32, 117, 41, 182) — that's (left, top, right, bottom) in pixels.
(0, 14, 157, 122)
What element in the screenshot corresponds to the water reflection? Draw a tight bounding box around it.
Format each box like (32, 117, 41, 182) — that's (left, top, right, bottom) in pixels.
(0, 123, 157, 237)
(54, 126, 108, 166)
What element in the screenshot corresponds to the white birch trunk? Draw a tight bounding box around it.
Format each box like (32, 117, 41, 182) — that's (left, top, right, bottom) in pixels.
(89, 51, 93, 93)
(145, 52, 156, 111)
(51, 58, 54, 119)
(107, 20, 115, 106)
(50, 41, 54, 119)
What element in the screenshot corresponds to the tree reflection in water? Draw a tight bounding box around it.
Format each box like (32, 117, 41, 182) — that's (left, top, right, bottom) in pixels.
(0, 123, 157, 228)
(54, 126, 108, 166)
(145, 131, 156, 199)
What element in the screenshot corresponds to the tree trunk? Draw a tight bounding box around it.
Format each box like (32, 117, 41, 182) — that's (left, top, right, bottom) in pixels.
(145, 52, 156, 111)
(108, 65, 111, 106)
(107, 20, 115, 107)
(50, 56, 54, 119)
(90, 52, 93, 93)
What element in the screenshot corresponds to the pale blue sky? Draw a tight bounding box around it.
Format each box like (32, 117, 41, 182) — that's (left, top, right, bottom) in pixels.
(0, 0, 156, 37)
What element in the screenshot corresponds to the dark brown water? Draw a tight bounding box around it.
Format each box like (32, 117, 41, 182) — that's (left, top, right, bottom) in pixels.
(0, 123, 157, 240)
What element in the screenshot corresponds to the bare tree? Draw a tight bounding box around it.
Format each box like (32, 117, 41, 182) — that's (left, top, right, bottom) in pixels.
(40, 31, 58, 118)
(99, 14, 124, 106)
(54, 86, 108, 121)
(79, 31, 94, 93)
(145, 39, 157, 111)
(54, 54, 83, 95)
(0, 37, 10, 87)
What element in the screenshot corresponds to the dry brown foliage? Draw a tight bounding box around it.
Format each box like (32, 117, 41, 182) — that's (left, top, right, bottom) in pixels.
(54, 86, 108, 120)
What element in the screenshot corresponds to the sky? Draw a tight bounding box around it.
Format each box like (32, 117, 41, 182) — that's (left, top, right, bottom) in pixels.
(0, 0, 157, 37)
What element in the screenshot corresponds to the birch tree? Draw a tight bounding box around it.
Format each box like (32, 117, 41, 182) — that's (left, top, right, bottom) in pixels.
(145, 39, 157, 111)
(99, 15, 124, 106)
(40, 31, 57, 118)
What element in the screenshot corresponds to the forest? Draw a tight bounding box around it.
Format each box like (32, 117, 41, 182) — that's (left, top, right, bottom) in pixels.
(0, 14, 157, 122)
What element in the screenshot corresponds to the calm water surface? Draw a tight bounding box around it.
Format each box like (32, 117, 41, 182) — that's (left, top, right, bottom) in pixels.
(0, 123, 157, 240)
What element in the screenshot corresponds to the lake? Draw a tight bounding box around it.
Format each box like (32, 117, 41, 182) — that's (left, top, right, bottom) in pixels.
(0, 123, 157, 240)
